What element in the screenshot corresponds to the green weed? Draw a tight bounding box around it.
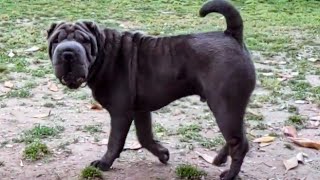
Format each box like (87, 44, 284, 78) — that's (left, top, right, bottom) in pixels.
(23, 141, 50, 161)
(80, 166, 103, 180)
(175, 164, 206, 180)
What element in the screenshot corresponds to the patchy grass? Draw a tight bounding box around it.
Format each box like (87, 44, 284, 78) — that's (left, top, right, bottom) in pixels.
(154, 123, 168, 134)
(43, 102, 55, 108)
(285, 115, 307, 129)
(177, 124, 201, 135)
(19, 124, 64, 143)
(269, 132, 280, 137)
(0, 64, 7, 74)
(260, 77, 281, 91)
(177, 124, 202, 142)
(0, 140, 9, 148)
(24, 81, 38, 89)
(175, 164, 206, 180)
(57, 141, 71, 150)
(177, 124, 224, 148)
(287, 115, 306, 125)
(287, 105, 299, 114)
(246, 111, 264, 121)
(284, 143, 295, 150)
(81, 166, 103, 180)
(83, 125, 103, 134)
(252, 122, 269, 130)
(158, 106, 172, 113)
(6, 88, 32, 98)
(23, 141, 51, 161)
(200, 136, 225, 149)
(0, 103, 7, 108)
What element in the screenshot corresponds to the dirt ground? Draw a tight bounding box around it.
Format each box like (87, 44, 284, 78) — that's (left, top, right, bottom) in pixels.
(1, 0, 320, 180)
(0, 73, 320, 179)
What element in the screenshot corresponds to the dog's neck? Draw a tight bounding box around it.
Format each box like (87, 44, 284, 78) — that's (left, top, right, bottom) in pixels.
(87, 28, 144, 108)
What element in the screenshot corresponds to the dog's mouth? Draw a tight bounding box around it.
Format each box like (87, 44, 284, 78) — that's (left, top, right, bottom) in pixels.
(60, 72, 86, 89)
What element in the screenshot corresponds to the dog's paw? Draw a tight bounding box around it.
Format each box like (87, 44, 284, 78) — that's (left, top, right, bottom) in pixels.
(158, 147, 170, 164)
(90, 160, 111, 171)
(220, 170, 239, 180)
(213, 153, 228, 166)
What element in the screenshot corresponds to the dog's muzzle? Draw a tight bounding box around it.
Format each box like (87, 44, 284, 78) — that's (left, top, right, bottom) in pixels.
(52, 41, 89, 89)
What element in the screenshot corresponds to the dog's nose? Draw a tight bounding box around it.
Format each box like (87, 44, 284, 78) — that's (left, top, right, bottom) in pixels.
(62, 51, 75, 61)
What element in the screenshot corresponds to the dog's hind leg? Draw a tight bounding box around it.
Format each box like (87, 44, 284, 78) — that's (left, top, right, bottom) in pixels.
(134, 111, 170, 164)
(213, 144, 229, 166)
(208, 95, 249, 180)
(204, 77, 253, 180)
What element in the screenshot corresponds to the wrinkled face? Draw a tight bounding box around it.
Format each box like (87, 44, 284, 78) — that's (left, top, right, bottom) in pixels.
(47, 21, 99, 89)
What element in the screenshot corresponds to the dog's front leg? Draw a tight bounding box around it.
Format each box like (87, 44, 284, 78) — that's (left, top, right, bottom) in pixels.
(91, 112, 133, 171)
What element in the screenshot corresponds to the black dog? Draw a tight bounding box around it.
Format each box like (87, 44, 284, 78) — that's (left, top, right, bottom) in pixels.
(47, 0, 256, 179)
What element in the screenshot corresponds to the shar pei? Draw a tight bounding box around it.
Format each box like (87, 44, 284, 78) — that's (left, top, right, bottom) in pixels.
(46, 0, 256, 179)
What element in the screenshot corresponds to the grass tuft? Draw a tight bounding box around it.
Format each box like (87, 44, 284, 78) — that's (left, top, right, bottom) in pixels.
(23, 141, 50, 161)
(81, 166, 103, 180)
(285, 115, 307, 129)
(83, 125, 103, 134)
(19, 124, 64, 143)
(6, 88, 32, 98)
(175, 164, 206, 180)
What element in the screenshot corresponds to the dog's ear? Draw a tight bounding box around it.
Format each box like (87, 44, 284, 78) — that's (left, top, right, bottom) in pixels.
(47, 22, 66, 39)
(47, 23, 57, 39)
(81, 21, 102, 56)
(81, 21, 100, 37)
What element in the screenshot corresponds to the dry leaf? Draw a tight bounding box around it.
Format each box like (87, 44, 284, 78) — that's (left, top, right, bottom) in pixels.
(33, 110, 51, 118)
(309, 121, 320, 128)
(277, 77, 287, 82)
(261, 72, 274, 77)
(283, 126, 298, 138)
(278, 61, 287, 65)
(289, 137, 320, 150)
(308, 58, 318, 62)
(24, 46, 40, 52)
(195, 151, 214, 164)
(262, 60, 277, 65)
(278, 73, 293, 79)
(296, 152, 308, 164)
(310, 116, 320, 121)
(291, 72, 299, 76)
(99, 139, 108, 145)
(124, 141, 142, 150)
(295, 100, 306, 104)
(259, 142, 272, 147)
(89, 102, 103, 110)
(51, 95, 64, 100)
(283, 157, 298, 171)
(253, 136, 276, 143)
(48, 82, 59, 92)
(4, 81, 14, 88)
(5, 144, 13, 148)
(8, 50, 15, 58)
(247, 108, 262, 117)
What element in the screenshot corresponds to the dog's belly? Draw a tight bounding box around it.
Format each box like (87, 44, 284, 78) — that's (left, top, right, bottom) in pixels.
(135, 81, 196, 111)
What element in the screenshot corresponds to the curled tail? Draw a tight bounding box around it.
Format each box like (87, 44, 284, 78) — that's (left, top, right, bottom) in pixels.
(200, 0, 243, 45)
